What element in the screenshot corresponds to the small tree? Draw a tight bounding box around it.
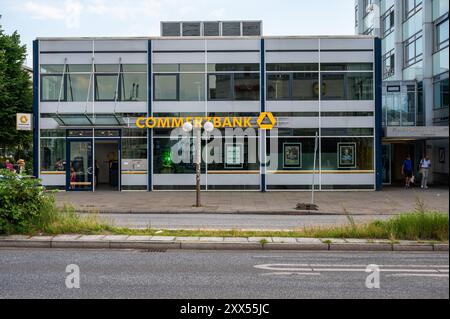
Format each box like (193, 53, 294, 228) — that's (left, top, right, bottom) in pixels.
(0, 26, 33, 164)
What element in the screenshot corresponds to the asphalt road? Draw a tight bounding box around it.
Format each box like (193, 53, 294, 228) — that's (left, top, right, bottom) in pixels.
(0, 249, 448, 299)
(90, 213, 393, 230)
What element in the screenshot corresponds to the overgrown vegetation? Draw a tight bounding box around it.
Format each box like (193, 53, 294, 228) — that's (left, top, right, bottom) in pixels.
(1, 178, 448, 241)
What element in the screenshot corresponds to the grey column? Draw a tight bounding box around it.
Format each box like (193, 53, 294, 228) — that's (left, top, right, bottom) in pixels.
(423, 0, 434, 126)
(356, 0, 365, 34)
(393, 0, 404, 82)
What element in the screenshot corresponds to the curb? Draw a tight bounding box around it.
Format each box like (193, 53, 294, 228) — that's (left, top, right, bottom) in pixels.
(0, 236, 448, 252)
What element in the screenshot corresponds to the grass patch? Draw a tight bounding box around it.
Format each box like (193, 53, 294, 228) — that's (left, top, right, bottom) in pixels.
(14, 196, 449, 242)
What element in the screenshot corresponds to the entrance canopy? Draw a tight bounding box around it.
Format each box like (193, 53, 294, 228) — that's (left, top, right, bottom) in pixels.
(53, 114, 126, 127)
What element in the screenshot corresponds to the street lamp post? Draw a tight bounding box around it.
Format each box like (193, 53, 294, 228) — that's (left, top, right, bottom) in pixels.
(183, 121, 213, 207)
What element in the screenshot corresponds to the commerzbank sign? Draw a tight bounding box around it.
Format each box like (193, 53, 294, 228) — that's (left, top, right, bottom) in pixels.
(135, 112, 276, 130)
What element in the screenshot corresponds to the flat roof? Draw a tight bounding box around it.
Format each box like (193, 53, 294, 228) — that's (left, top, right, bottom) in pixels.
(36, 35, 375, 41)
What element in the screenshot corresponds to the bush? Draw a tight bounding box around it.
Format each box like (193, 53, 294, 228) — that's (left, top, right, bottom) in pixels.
(0, 169, 55, 234)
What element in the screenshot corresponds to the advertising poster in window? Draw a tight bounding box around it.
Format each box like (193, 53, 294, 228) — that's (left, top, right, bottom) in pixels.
(225, 143, 243, 169)
(338, 142, 356, 168)
(283, 143, 302, 168)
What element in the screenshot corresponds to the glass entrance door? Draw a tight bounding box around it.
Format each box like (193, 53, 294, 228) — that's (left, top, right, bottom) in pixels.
(67, 140, 93, 191)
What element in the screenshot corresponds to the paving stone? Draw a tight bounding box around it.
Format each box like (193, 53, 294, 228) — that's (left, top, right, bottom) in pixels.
(321, 238, 346, 243)
(102, 235, 129, 241)
(344, 239, 369, 243)
(175, 237, 200, 241)
(78, 235, 106, 241)
(181, 242, 260, 250)
(248, 237, 273, 243)
(330, 243, 392, 251)
(1, 235, 30, 240)
(199, 237, 224, 242)
(126, 236, 152, 241)
(29, 236, 54, 241)
(393, 244, 433, 251)
(272, 237, 297, 243)
(296, 238, 323, 243)
(434, 244, 449, 251)
(223, 237, 249, 242)
(52, 235, 82, 241)
(151, 236, 175, 241)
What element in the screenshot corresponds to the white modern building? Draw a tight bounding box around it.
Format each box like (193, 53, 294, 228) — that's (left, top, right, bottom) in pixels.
(33, 21, 382, 191)
(355, 0, 449, 185)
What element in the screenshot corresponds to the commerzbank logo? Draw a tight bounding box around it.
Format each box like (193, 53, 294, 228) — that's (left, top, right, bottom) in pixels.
(135, 112, 276, 130)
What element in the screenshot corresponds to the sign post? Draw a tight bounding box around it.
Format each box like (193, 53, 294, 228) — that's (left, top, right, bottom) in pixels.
(16, 113, 32, 131)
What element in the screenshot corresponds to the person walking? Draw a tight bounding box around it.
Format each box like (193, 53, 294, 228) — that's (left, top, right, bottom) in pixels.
(419, 155, 431, 189)
(5, 159, 15, 172)
(401, 154, 413, 189)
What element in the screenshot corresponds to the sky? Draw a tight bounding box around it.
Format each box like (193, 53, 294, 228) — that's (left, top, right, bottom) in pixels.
(0, 0, 356, 66)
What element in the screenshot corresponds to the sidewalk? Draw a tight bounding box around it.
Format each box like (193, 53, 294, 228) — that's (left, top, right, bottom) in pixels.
(1, 235, 448, 252)
(55, 186, 449, 215)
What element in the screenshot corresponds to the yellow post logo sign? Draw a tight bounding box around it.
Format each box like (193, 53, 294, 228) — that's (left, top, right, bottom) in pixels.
(16, 113, 32, 131)
(135, 113, 276, 130)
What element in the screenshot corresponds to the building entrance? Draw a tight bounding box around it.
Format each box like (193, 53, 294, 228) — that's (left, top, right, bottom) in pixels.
(94, 140, 120, 191)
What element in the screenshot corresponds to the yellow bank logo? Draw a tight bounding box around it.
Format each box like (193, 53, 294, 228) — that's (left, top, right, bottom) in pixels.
(136, 113, 276, 130)
(20, 115, 29, 124)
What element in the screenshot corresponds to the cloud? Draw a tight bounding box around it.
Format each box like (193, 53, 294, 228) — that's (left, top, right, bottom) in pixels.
(23, 0, 83, 28)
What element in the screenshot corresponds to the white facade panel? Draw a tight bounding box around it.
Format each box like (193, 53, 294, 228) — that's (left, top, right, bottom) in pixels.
(153, 52, 206, 63)
(40, 53, 93, 64)
(265, 52, 319, 63)
(153, 101, 205, 113)
(41, 102, 147, 114)
(121, 174, 148, 185)
(206, 39, 260, 50)
(40, 40, 93, 52)
(321, 173, 375, 185)
(319, 38, 374, 50)
(321, 101, 374, 112)
(93, 53, 147, 64)
(154, 174, 206, 185)
(206, 174, 260, 185)
(40, 117, 60, 129)
(267, 174, 320, 185)
(265, 38, 319, 50)
(93, 40, 148, 51)
(266, 101, 319, 112)
(153, 39, 207, 51)
(275, 117, 320, 128)
(207, 101, 259, 113)
(40, 174, 65, 186)
(321, 117, 374, 128)
(207, 52, 259, 63)
(320, 51, 373, 63)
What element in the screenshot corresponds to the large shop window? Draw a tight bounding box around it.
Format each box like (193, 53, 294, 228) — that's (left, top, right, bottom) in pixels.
(40, 139, 66, 172)
(40, 64, 147, 102)
(267, 73, 319, 100)
(122, 138, 147, 160)
(208, 73, 260, 101)
(321, 138, 374, 171)
(321, 72, 373, 100)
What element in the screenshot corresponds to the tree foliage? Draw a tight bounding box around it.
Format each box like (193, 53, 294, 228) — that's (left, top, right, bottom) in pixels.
(0, 26, 33, 160)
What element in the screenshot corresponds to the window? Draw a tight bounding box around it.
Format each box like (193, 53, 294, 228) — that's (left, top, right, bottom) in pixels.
(208, 74, 232, 100)
(208, 64, 259, 72)
(40, 139, 65, 172)
(234, 73, 259, 100)
(292, 73, 319, 100)
(321, 73, 345, 100)
(122, 138, 147, 159)
(267, 63, 318, 72)
(355, 5, 359, 27)
(179, 73, 205, 101)
(382, 6, 395, 37)
(41, 75, 64, 101)
(404, 31, 423, 67)
(154, 74, 178, 100)
(67, 74, 92, 102)
(347, 73, 373, 100)
(95, 75, 117, 101)
(435, 15, 449, 51)
(404, 0, 422, 20)
(120, 73, 147, 101)
(267, 74, 290, 100)
(208, 73, 259, 101)
(434, 73, 449, 109)
(383, 50, 395, 78)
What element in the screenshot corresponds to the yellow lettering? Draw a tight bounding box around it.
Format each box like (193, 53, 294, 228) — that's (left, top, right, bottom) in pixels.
(157, 117, 170, 128)
(171, 117, 184, 128)
(146, 117, 156, 128)
(244, 117, 252, 128)
(136, 117, 145, 129)
(222, 117, 232, 128)
(213, 117, 222, 128)
(232, 117, 243, 128)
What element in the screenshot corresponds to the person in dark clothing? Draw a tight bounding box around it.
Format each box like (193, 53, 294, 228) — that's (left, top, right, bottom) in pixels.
(402, 154, 413, 189)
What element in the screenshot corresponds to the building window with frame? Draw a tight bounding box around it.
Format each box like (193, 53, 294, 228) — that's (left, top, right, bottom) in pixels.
(41, 75, 64, 101)
(382, 50, 395, 78)
(434, 73, 449, 110)
(404, 0, 422, 21)
(154, 74, 178, 101)
(382, 6, 395, 37)
(404, 31, 423, 67)
(435, 15, 449, 52)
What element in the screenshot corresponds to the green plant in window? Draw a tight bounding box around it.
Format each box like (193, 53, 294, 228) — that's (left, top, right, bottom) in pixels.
(162, 150, 173, 169)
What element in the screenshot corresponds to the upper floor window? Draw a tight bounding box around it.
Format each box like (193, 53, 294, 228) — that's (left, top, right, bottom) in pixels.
(404, 0, 422, 21)
(404, 31, 423, 67)
(434, 73, 449, 110)
(40, 64, 147, 102)
(382, 6, 395, 37)
(435, 15, 449, 52)
(383, 49, 395, 79)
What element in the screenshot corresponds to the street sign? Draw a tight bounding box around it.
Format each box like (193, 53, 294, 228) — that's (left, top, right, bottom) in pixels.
(16, 113, 32, 131)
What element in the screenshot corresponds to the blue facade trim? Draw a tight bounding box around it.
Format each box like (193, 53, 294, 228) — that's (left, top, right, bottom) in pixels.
(260, 38, 266, 192)
(32, 40, 39, 178)
(374, 38, 383, 191)
(147, 40, 153, 191)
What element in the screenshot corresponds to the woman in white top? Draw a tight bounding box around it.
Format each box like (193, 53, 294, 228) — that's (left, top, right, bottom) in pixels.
(419, 156, 431, 189)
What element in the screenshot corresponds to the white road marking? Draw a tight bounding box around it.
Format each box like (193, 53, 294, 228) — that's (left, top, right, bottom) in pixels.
(261, 272, 321, 276)
(386, 274, 449, 278)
